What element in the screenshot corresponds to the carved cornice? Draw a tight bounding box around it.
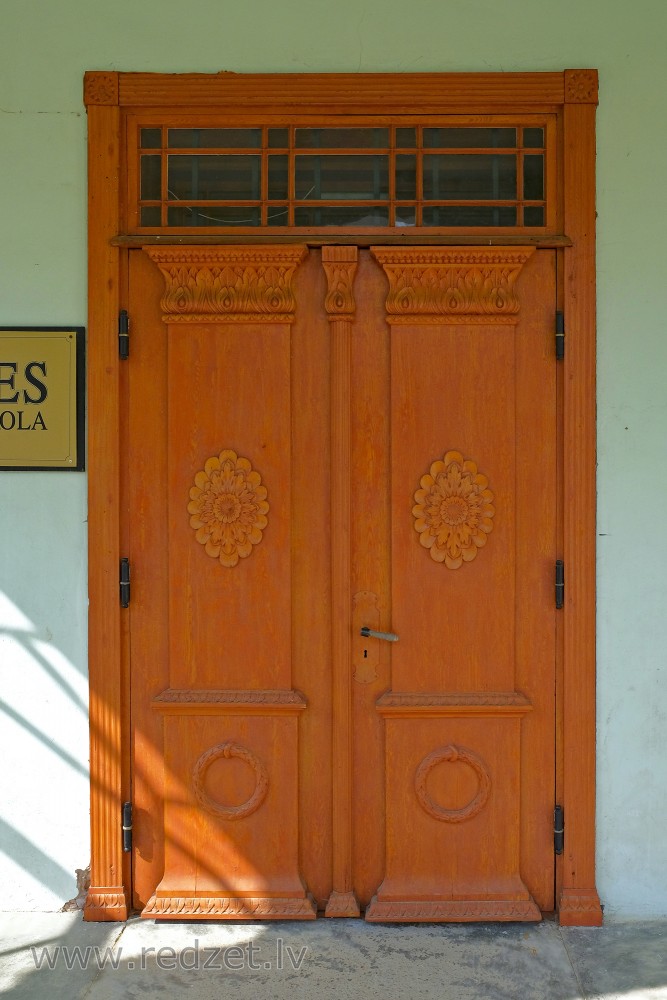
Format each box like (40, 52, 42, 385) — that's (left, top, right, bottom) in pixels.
(564, 69, 599, 105)
(144, 246, 307, 323)
(377, 691, 532, 717)
(371, 247, 534, 322)
(366, 896, 541, 922)
(322, 247, 358, 320)
(152, 688, 307, 715)
(83, 72, 119, 107)
(143, 894, 317, 918)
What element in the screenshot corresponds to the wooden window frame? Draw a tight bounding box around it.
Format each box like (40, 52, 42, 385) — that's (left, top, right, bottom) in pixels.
(83, 69, 600, 925)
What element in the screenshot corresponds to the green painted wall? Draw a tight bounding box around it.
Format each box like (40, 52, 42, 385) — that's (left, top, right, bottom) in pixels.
(1, 0, 665, 916)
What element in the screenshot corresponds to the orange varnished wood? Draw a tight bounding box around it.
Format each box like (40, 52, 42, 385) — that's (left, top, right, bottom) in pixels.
(559, 94, 602, 925)
(84, 101, 128, 922)
(322, 248, 361, 918)
(85, 70, 599, 925)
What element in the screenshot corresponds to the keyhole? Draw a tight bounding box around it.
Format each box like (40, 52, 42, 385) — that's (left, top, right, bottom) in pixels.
(364, 649, 368, 658)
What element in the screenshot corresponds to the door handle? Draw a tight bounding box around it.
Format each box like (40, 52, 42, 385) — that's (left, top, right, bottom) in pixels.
(360, 626, 399, 642)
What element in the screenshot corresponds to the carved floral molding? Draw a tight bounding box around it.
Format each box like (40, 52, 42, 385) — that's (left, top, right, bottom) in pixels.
(371, 247, 534, 322)
(413, 450, 495, 569)
(144, 246, 307, 322)
(188, 450, 268, 567)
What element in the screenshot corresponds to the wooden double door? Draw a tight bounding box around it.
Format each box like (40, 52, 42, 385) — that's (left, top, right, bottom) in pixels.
(127, 242, 557, 921)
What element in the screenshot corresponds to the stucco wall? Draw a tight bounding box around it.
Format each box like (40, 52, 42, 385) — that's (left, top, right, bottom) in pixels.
(1, 0, 665, 917)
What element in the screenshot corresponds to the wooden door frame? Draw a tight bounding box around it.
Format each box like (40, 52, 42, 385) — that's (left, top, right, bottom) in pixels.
(83, 69, 601, 925)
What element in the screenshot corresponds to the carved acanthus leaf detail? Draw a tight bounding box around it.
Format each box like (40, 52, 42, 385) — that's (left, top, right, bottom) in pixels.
(372, 247, 533, 320)
(415, 744, 491, 824)
(193, 741, 268, 821)
(322, 247, 358, 318)
(143, 895, 317, 918)
(144, 246, 307, 322)
(188, 450, 268, 567)
(413, 450, 495, 568)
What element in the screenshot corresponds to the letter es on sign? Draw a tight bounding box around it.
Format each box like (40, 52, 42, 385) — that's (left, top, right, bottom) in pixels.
(0, 328, 85, 470)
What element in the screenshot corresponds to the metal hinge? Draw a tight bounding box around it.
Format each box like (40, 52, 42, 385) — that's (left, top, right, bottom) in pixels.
(120, 558, 131, 608)
(122, 801, 132, 852)
(554, 804, 564, 855)
(555, 310, 565, 361)
(119, 310, 129, 360)
(555, 560, 564, 610)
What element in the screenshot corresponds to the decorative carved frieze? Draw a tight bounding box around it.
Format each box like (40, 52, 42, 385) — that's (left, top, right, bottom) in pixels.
(144, 246, 307, 322)
(415, 744, 491, 824)
(371, 247, 534, 322)
(192, 741, 268, 821)
(413, 450, 495, 568)
(365, 897, 541, 922)
(143, 895, 317, 918)
(153, 688, 306, 706)
(188, 450, 268, 567)
(377, 691, 532, 716)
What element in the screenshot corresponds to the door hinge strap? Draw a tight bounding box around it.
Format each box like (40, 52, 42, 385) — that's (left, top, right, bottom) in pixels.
(555, 310, 565, 361)
(120, 558, 131, 608)
(555, 560, 564, 609)
(554, 804, 564, 854)
(119, 310, 129, 360)
(122, 801, 132, 852)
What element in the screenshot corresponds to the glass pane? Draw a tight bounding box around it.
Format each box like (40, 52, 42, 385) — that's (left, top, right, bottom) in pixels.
(140, 128, 162, 149)
(167, 206, 261, 226)
(268, 155, 288, 200)
(168, 155, 261, 200)
(523, 128, 544, 148)
(294, 206, 389, 226)
(396, 127, 417, 148)
(140, 155, 161, 200)
(295, 128, 389, 148)
(168, 129, 261, 148)
(295, 155, 388, 200)
(395, 206, 416, 226)
(267, 205, 290, 225)
(423, 154, 516, 200)
(140, 206, 162, 226)
(523, 206, 545, 226)
(396, 154, 416, 199)
(422, 206, 517, 226)
(268, 128, 289, 148)
(523, 154, 544, 200)
(423, 128, 516, 148)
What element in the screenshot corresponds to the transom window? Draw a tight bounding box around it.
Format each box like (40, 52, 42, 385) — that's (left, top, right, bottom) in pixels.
(131, 118, 554, 232)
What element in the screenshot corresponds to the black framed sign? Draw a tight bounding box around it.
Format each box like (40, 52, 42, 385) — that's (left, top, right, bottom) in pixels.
(0, 327, 85, 470)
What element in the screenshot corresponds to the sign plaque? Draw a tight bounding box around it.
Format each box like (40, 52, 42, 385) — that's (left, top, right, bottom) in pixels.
(0, 328, 85, 470)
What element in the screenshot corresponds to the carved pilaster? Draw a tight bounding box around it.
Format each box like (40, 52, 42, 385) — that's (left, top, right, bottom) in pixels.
(322, 247, 361, 918)
(144, 246, 307, 323)
(370, 247, 534, 323)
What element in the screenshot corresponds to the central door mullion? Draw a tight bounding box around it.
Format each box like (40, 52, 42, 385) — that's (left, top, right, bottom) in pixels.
(322, 246, 361, 918)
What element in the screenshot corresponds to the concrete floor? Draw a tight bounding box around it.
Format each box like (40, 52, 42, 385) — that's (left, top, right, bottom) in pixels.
(0, 913, 666, 999)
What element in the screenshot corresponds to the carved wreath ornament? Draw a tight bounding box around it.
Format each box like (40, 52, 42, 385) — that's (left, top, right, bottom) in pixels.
(188, 450, 268, 567)
(412, 451, 495, 568)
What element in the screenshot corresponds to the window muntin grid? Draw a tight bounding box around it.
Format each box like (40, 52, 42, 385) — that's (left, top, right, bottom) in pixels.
(135, 122, 550, 230)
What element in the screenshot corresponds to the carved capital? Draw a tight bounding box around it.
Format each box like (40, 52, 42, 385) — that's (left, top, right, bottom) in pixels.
(83, 72, 119, 106)
(144, 246, 307, 323)
(322, 247, 358, 320)
(564, 69, 599, 105)
(371, 247, 534, 322)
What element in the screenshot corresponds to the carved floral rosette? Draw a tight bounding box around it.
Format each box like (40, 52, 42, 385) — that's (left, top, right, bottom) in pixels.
(413, 450, 495, 568)
(188, 450, 268, 567)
